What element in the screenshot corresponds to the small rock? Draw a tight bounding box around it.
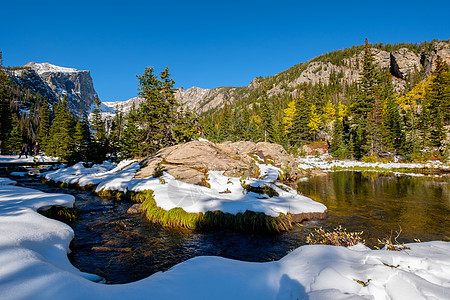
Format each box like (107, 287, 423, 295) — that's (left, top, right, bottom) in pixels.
(127, 204, 141, 214)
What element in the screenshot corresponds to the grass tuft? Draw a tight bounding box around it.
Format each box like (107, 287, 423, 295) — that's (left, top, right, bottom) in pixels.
(136, 190, 295, 233)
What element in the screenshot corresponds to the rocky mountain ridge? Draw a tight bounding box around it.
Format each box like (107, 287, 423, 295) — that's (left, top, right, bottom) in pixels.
(11, 62, 98, 112)
(174, 40, 450, 114)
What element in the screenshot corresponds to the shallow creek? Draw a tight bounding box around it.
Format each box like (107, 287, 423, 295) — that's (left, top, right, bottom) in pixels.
(14, 172, 450, 284)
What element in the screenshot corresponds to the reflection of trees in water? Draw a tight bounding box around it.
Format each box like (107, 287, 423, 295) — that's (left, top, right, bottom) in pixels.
(296, 172, 450, 246)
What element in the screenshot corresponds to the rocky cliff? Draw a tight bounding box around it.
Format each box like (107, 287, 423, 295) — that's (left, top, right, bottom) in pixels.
(12, 62, 98, 112)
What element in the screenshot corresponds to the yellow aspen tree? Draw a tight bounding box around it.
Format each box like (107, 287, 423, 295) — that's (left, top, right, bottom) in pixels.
(282, 100, 296, 132)
(337, 101, 347, 121)
(322, 99, 335, 132)
(307, 104, 322, 140)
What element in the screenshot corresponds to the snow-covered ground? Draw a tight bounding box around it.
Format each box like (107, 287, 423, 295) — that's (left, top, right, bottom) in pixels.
(297, 155, 449, 174)
(0, 179, 449, 300)
(0, 154, 59, 163)
(42, 159, 326, 217)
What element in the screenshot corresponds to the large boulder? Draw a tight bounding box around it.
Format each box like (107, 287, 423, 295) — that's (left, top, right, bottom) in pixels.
(135, 140, 299, 185)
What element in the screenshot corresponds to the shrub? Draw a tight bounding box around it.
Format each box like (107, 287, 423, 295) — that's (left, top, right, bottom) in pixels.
(377, 227, 410, 251)
(306, 226, 365, 247)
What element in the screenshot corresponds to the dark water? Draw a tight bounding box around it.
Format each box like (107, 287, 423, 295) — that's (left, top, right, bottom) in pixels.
(14, 172, 450, 284)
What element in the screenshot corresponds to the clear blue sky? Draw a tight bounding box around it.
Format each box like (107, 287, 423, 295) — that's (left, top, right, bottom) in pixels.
(1, 0, 449, 102)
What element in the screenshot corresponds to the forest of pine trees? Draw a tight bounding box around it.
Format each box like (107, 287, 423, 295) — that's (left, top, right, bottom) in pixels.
(0, 38, 449, 164)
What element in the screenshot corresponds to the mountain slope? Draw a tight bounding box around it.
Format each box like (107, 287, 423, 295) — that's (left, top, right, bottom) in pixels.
(178, 40, 450, 114)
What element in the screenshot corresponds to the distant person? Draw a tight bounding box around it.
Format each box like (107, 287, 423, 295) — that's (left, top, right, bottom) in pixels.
(19, 143, 29, 159)
(32, 142, 39, 156)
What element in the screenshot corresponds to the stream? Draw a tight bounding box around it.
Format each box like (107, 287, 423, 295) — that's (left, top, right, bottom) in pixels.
(13, 171, 450, 284)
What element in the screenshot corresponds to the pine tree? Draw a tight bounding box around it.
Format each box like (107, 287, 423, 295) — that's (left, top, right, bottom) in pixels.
(290, 92, 311, 146)
(260, 89, 274, 142)
(430, 109, 446, 155)
(47, 96, 74, 160)
(91, 98, 107, 144)
(350, 38, 379, 119)
(109, 110, 123, 157)
(330, 114, 347, 158)
(37, 99, 50, 152)
(428, 56, 450, 122)
(123, 66, 191, 157)
(383, 95, 405, 154)
(0, 53, 12, 154)
(88, 99, 109, 162)
(6, 116, 23, 154)
(72, 111, 91, 162)
(366, 98, 385, 157)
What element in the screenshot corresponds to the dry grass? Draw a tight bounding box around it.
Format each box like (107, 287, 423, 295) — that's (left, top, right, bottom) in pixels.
(306, 226, 365, 247)
(377, 226, 410, 251)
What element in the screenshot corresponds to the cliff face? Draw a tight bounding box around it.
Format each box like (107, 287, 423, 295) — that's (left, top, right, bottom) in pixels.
(176, 41, 450, 114)
(12, 62, 98, 112)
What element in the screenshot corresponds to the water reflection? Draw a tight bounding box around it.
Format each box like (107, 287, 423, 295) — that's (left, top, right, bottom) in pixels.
(297, 172, 450, 246)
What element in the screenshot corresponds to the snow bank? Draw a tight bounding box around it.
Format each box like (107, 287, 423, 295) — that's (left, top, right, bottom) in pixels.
(42, 160, 326, 217)
(0, 154, 59, 163)
(1, 180, 449, 299)
(297, 155, 449, 172)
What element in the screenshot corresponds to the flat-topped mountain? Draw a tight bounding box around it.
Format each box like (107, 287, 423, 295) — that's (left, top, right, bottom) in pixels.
(11, 62, 98, 112)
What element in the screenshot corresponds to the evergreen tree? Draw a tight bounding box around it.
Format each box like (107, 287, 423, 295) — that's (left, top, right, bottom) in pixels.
(91, 98, 107, 144)
(383, 95, 405, 154)
(0, 53, 12, 154)
(365, 98, 385, 157)
(109, 110, 124, 157)
(290, 92, 311, 146)
(428, 56, 450, 122)
(330, 115, 347, 158)
(260, 89, 275, 142)
(419, 104, 432, 149)
(430, 108, 446, 155)
(350, 38, 379, 119)
(121, 105, 142, 158)
(37, 99, 50, 152)
(72, 111, 91, 162)
(47, 96, 74, 160)
(6, 116, 22, 154)
(122, 66, 194, 158)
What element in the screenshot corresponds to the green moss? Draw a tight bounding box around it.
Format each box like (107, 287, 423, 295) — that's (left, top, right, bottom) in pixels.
(137, 190, 294, 233)
(38, 206, 78, 224)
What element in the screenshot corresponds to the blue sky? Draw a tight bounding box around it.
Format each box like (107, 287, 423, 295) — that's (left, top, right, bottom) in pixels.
(1, 0, 449, 102)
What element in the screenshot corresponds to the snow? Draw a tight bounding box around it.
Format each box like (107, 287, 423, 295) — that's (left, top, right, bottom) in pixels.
(42, 159, 326, 217)
(30, 62, 80, 75)
(0, 155, 59, 163)
(297, 155, 449, 173)
(0, 179, 449, 299)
